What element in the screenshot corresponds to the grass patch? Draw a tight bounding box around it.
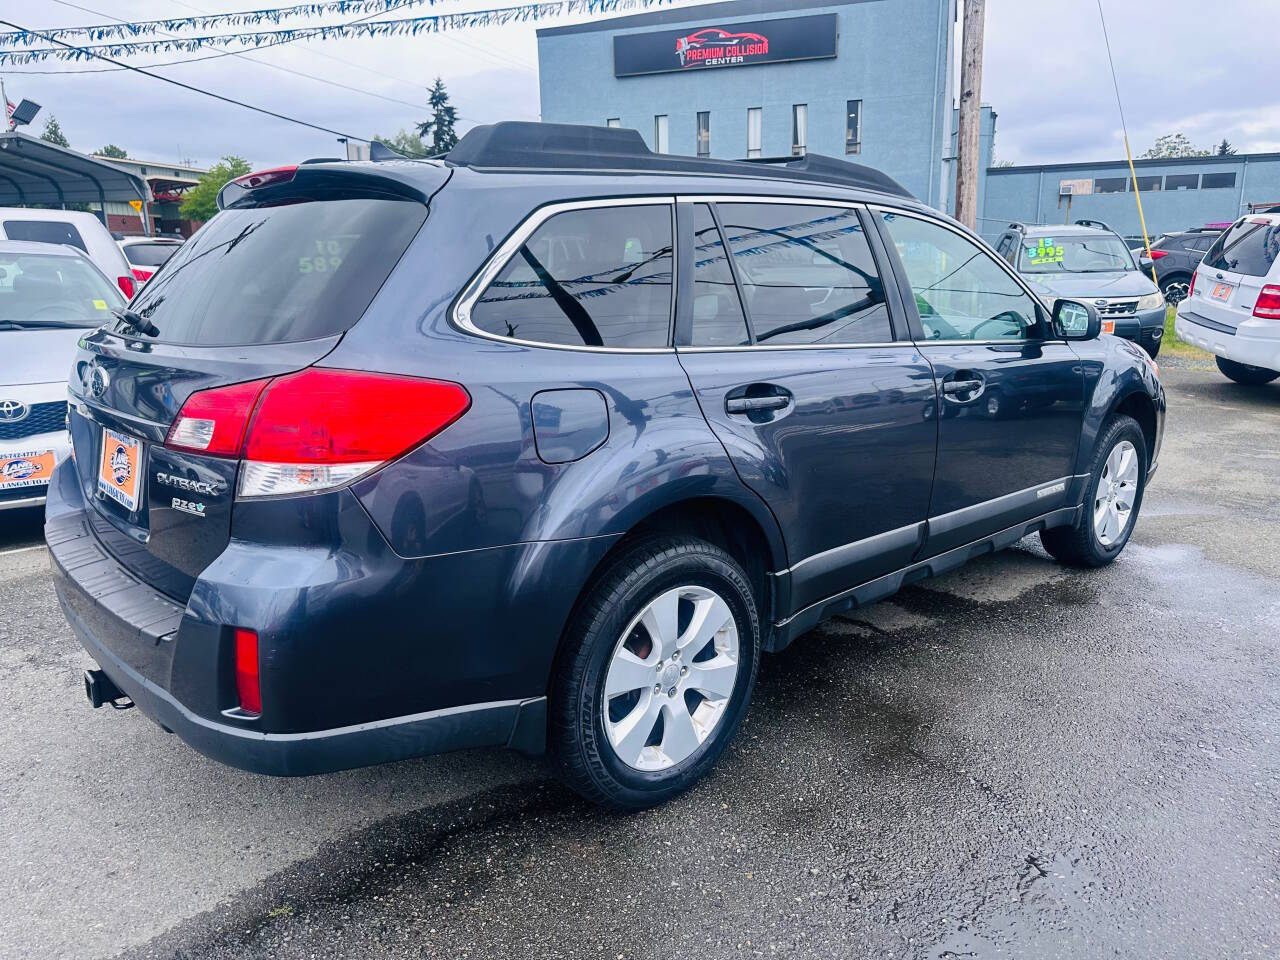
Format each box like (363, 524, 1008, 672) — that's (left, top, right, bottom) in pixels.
(1162, 304, 1212, 359)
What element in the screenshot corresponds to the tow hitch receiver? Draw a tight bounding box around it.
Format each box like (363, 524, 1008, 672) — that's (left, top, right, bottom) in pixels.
(84, 669, 134, 710)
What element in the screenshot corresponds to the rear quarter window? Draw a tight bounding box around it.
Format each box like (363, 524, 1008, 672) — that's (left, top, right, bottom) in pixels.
(1202, 218, 1280, 278)
(3, 219, 87, 252)
(126, 198, 428, 346)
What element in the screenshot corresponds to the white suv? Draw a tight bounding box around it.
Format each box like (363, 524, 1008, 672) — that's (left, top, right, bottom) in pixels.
(1175, 212, 1280, 384)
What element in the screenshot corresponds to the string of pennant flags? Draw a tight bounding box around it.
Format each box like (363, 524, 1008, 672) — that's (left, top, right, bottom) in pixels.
(0, 0, 682, 62)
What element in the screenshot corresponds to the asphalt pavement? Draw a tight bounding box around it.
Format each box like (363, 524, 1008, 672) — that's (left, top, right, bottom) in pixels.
(2, 359, 1278, 960)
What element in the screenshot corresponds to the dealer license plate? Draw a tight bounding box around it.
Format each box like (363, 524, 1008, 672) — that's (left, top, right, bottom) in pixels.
(97, 428, 142, 512)
(1210, 281, 1234, 302)
(0, 449, 57, 489)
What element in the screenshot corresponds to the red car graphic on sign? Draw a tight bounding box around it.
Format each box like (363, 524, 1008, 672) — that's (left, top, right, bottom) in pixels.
(676, 28, 769, 66)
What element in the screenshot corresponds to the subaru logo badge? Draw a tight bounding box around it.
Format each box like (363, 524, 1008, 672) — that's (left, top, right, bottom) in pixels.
(0, 399, 28, 422)
(1094, 299, 1107, 307)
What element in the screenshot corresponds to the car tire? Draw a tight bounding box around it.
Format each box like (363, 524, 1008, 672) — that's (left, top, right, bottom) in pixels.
(1161, 275, 1191, 304)
(1041, 414, 1147, 568)
(550, 536, 760, 811)
(1216, 355, 1280, 385)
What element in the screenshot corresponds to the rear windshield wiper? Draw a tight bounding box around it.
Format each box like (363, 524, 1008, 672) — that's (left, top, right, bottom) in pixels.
(0, 318, 96, 330)
(112, 308, 160, 337)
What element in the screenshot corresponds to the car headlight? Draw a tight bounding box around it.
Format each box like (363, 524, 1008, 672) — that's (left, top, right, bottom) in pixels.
(1137, 291, 1165, 311)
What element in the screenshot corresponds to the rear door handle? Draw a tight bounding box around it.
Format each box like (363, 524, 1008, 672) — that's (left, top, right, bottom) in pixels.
(726, 395, 790, 414)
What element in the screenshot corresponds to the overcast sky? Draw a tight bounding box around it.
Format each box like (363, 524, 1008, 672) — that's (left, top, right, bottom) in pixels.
(2, 0, 1278, 169)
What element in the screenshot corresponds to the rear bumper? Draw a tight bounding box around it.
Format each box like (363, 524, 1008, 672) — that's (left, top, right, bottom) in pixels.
(44, 461, 586, 776)
(1176, 308, 1280, 370)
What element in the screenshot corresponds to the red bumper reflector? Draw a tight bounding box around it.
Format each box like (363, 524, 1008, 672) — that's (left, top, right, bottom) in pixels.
(234, 627, 262, 715)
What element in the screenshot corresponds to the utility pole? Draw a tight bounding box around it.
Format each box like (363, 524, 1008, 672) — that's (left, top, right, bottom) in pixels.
(954, 0, 986, 231)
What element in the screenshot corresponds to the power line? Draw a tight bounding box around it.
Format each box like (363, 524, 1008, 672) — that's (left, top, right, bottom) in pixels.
(0, 17, 373, 142)
(34, 0, 430, 110)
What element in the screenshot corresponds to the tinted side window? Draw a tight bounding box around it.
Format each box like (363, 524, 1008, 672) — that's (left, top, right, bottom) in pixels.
(471, 205, 673, 348)
(718, 203, 891, 345)
(880, 212, 1040, 342)
(689, 204, 749, 346)
(1202, 218, 1280, 278)
(4, 220, 87, 252)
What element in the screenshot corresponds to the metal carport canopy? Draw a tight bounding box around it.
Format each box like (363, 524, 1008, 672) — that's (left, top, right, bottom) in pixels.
(0, 130, 149, 207)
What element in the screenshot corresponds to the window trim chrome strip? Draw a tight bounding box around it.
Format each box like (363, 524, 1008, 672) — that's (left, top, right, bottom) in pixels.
(450, 195, 679, 355)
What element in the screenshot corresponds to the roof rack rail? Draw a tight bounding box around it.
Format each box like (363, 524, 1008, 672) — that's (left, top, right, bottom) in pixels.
(1074, 218, 1113, 232)
(444, 121, 914, 199)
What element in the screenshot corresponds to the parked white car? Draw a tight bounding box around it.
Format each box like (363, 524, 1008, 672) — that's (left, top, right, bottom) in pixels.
(117, 236, 183, 286)
(1175, 212, 1280, 384)
(0, 240, 126, 510)
(0, 208, 137, 301)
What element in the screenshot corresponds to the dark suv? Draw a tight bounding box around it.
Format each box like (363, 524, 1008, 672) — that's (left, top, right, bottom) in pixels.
(48, 123, 1165, 809)
(1148, 228, 1221, 304)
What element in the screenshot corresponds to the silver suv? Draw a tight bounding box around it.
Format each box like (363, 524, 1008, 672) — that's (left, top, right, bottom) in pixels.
(995, 220, 1166, 358)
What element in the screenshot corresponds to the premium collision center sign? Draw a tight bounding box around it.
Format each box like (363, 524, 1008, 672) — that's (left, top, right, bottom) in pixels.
(613, 14, 838, 78)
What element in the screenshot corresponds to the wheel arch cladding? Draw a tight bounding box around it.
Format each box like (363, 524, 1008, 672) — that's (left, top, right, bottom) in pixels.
(552, 495, 783, 679)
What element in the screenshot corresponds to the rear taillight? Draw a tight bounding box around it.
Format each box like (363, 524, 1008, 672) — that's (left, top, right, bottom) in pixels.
(232, 165, 298, 190)
(131, 267, 154, 282)
(163, 369, 470, 497)
(239, 369, 470, 497)
(166, 378, 271, 457)
(1189, 271, 1198, 298)
(1254, 284, 1280, 320)
(117, 275, 135, 299)
(1148, 250, 1169, 260)
(234, 627, 261, 715)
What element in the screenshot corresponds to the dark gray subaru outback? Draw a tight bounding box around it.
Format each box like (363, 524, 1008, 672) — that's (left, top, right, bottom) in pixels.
(48, 123, 1165, 809)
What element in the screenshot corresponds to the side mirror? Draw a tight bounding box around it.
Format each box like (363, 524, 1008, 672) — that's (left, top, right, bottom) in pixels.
(1052, 299, 1101, 340)
(1138, 256, 1155, 272)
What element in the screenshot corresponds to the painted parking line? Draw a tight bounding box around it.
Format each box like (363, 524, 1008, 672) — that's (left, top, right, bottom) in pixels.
(0, 544, 47, 557)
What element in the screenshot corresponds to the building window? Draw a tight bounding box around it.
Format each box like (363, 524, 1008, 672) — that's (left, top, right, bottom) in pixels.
(747, 107, 762, 159)
(653, 114, 669, 154)
(1164, 173, 1199, 190)
(606, 118, 621, 128)
(696, 111, 711, 158)
(1201, 172, 1236, 189)
(845, 100, 862, 154)
(1094, 177, 1128, 194)
(1134, 176, 1162, 192)
(791, 104, 808, 157)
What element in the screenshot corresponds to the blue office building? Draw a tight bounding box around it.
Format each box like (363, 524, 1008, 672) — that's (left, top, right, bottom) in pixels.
(981, 152, 1280, 242)
(537, 0, 974, 211)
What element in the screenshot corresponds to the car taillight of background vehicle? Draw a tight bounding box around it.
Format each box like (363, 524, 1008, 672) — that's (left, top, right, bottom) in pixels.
(1149, 250, 1169, 260)
(1254, 285, 1280, 320)
(117, 275, 135, 299)
(1189, 272, 1197, 298)
(131, 267, 154, 283)
(164, 369, 471, 498)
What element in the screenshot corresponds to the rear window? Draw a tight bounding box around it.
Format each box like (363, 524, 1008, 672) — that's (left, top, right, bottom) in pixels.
(124, 242, 181, 267)
(1202, 218, 1280, 278)
(127, 198, 427, 346)
(3, 219, 87, 253)
(0, 251, 124, 328)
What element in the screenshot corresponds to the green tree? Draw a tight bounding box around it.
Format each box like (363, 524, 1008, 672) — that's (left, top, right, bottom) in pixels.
(371, 128, 428, 157)
(179, 156, 251, 222)
(1140, 132, 1210, 159)
(1216, 138, 1237, 156)
(97, 144, 128, 159)
(416, 77, 459, 155)
(40, 115, 70, 148)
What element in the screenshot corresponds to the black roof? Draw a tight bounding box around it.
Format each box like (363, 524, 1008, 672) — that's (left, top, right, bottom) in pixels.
(443, 122, 914, 199)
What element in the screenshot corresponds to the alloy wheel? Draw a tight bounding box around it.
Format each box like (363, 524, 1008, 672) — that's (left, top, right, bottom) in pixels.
(1093, 439, 1139, 547)
(602, 585, 740, 771)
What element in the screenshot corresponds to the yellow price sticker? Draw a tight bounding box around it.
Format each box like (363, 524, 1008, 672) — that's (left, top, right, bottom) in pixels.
(92, 298, 109, 310)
